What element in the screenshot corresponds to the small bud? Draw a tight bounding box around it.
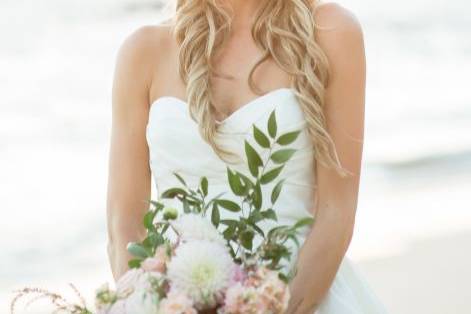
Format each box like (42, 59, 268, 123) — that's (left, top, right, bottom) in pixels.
(163, 207, 178, 220)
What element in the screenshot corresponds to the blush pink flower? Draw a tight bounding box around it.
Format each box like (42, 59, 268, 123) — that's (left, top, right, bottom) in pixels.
(221, 267, 290, 314)
(158, 290, 198, 314)
(222, 283, 260, 314)
(228, 264, 247, 286)
(257, 270, 290, 313)
(141, 245, 170, 273)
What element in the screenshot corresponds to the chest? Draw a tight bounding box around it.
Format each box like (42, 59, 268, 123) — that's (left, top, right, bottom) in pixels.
(150, 31, 292, 120)
(209, 36, 292, 114)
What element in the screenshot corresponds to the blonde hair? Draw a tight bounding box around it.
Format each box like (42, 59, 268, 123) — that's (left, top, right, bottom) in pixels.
(165, 0, 350, 177)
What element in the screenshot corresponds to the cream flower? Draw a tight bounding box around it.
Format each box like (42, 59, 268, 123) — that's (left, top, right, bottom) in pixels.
(166, 240, 235, 309)
(172, 213, 226, 245)
(115, 268, 145, 297)
(106, 299, 126, 314)
(124, 287, 160, 314)
(114, 268, 164, 314)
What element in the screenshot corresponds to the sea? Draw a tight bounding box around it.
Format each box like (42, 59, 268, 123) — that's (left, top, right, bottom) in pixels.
(0, 0, 470, 313)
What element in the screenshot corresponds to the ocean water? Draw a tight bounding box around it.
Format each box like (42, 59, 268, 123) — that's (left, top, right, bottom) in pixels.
(1, 0, 470, 313)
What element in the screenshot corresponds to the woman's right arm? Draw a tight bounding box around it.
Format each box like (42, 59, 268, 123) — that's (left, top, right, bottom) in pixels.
(106, 26, 160, 281)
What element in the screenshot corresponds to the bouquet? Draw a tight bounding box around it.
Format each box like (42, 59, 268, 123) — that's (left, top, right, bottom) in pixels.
(11, 109, 314, 314)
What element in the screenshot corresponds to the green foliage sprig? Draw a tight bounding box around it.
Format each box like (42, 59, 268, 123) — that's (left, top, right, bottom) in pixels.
(127, 109, 314, 281)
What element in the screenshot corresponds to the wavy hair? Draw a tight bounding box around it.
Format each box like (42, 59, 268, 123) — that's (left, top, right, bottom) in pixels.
(163, 0, 349, 177)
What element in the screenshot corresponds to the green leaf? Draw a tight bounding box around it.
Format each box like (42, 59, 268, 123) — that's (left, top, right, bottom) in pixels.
(173, 172, 187, 186)
(240, 230, 255, 250)
(267, 110, 277, 138)
(148, 200, 165, 211)
(244, 140, 263, 177)
(253, 125, 271, 148)
(248, 221, 265, 237)
(253, 181, 262, 210)
(271, 179, 284, 204)
(270, 149, 297, 164)
(278, 272, 289, 283)
(217, 199, 241, 212)
(236, 171, 254, 194)
(237, 219, 247, 231)
(128, 259, 142, 269)
(220, 219, 239, 227)
(267, 225, 291, 239)
(200, 177, 208, 196)
(223, 225, 236, 240)
(294, 217, 315, 229)
(262, 208, 278, 221)
(288, 234, 301, 248)
(143, 211, 156, 230)
(248, 210, 264, 223)
(227, 167, 244, 196)
(211, 203, 220, 227)
(127, 242, 150, 258)
(260, 165, 284, 184)
(161, 187, 187, 199)
(145, 232, 164, 249)
(276, 130, 301, 145)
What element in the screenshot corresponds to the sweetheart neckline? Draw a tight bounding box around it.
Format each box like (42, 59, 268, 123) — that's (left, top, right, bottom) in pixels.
(148, 87, 295, 125)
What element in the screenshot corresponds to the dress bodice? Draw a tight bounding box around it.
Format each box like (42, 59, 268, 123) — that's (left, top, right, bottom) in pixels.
(146, 87, 316, 224)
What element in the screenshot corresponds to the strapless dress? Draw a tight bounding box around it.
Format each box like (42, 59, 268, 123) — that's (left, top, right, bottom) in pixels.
(146, 87, 388, 313)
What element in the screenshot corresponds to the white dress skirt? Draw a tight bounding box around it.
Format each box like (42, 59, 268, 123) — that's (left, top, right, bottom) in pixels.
(145, 87, 388, 313)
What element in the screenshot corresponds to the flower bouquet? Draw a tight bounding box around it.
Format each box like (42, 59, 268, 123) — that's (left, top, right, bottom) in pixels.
(11, 109, 314, 314)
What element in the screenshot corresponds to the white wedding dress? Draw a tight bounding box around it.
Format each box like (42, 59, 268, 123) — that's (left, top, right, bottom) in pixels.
(146, 87, 388, 313)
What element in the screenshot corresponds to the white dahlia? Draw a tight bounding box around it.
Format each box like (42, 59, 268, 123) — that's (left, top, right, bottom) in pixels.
(166, 240, 235, 308)
(172, 213, 226, 245)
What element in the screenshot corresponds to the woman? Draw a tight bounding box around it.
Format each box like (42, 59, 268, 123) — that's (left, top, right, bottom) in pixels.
(106, 0, 387, 313)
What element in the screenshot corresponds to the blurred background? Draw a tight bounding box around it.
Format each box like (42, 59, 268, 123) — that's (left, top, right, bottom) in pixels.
(1, 0, 470, 313)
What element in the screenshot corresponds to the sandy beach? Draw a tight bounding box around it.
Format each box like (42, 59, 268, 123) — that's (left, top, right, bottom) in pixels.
(357, 230, 471, 313)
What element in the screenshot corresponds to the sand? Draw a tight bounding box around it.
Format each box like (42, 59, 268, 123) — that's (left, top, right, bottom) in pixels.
(356, 230, 471, 313)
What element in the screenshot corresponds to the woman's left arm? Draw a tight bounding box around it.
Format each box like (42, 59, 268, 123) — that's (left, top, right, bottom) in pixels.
(286, 3, 366, 313)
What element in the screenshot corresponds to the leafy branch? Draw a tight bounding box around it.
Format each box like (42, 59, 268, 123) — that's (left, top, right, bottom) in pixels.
(127, 108, 315, 280)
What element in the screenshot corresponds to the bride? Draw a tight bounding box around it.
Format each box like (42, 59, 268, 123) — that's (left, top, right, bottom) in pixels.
(106, 0, 387, 313)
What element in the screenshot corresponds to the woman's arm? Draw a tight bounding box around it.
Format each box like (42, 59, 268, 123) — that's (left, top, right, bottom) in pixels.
(106, 26, 160, 281)
(286, 3, 366, 313)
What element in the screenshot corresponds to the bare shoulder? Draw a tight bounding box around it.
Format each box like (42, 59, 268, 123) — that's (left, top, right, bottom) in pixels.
(112, 20, 176, 109)
(311, 1, 365, 58)
(114, 21, 175, 81)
